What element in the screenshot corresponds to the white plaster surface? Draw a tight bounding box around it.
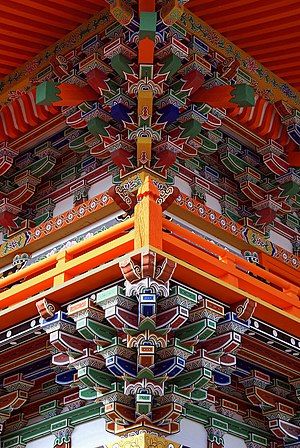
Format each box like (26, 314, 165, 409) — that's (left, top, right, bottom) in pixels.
(26, 434, 54, 448)
(174, 176, 192, 197)
(53, 195, 74, 217)
(24, 419, 248, 448)
(72, 419, 116, 448)
(224, 433, 247, 448)
(269, 229, 293, 252)
(88, 175, 113, 199)
(169, 418, 207, 447)
(205, 193, 222, 214)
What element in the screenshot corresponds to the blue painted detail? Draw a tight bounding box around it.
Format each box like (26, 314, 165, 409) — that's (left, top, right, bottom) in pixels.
(139, 293, 156, 317)
(111, 103, 131, 122)
(214, 370, 231, 386)
(219, 312, 249, 328)
(141, 304, 156, 317)
(158, 104, 180, 124)
(41, 311, 74, 330)
(56, 369, 76, 385)
(153, 356, 185, 377)
(204, 165, 220, 180)
(140, 294, 156, 303)
(106, 355, 136, 377)
(288, 124, 300, 145)
(191, 36, 209, 55)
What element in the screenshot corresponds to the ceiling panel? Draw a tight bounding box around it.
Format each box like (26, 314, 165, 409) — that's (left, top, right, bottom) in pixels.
(188, 0, 300, 91)
(0, 0, 107, 79)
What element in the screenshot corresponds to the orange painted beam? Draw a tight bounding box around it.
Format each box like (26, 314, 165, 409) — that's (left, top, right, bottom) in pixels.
(0, 250, 132, 330)
(154, 246, 299, 337)
(171, 256, 300, 337)
(0, 232, 134, 314)
(190, 0, 258, 14)
(0, 49, 33, 60)
(0, 37, 43, 52)
(223, 20, 300, 43)
(162, 232, 300, 312)
(0, 66, 16, 75)
(0, 218, 134, 297)
(162, 219, 300, 317)
(216, 13, 300, 35)
(260, 253, 300, 287)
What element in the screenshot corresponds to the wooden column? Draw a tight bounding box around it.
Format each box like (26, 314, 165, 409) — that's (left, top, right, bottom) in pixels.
(134, 176, 163, 250)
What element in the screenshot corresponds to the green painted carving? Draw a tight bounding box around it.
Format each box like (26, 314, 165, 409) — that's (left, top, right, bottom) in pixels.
(68, 132, 90, 153)
(198, 134, 218, 154)
(180, 119, 202, 138)
(111, 54, 133, 78)
(281, 180, 300, 197)
(170, 367, 212, 389)
(96, 285, 126, 304)
(77, 367, 114, 390)
(87, 117, 109, 137)
(79, 387, 100, 400)
(139, 12, 157, 41)
(230, 84, 255, 107)
(29, 157, 56, 177)
(36, 81, 61, 105)
(161, 54, 182, 78)
(76, 318, 116, 343)
(175, 319, 216, 342)
(170, 285, 199, 304)
(220, 152, 249, 175)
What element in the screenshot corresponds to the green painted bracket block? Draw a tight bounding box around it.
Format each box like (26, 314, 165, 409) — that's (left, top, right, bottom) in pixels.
(161, 54, 182, 78)
(36, 81, 61, 105)
(169, 367, 212, 389)
(39, 400, 61, 415)
(29, 157, 56, 177)
(281, 180, 300, 197)
(69, 132, 90, 153)
(223, 208, 241, 223)
(139, 12, 157, 41)
(111, 53, 133, 78)
(169, 285, 199, 304)
(198, 133, 218, 155)
(220, 151, 249, 175)
(230, 84, 255, 107)
(175, 318, 216, 342)
(77, 366, 114, 390)
(79, 387, 100, 401)
(180, 119, 202, 138)
(77, 317, 116, 343)
(96, 285, 126, 304)
(87, 117, 109, 137)
(191, 388, 207, 401)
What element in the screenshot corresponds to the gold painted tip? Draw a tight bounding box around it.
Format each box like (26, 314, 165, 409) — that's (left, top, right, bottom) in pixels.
(106, 433, 183, 448)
